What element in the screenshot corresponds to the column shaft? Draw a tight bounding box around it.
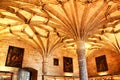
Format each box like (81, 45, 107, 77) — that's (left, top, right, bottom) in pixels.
(76, 40, 88, 80)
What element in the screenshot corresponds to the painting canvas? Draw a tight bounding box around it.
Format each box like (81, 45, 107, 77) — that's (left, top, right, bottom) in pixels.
(53, 58, 59, 66)
(5, 46, 24, 68)
(95, 55, 108, 72)
(63, 57, 73, 73)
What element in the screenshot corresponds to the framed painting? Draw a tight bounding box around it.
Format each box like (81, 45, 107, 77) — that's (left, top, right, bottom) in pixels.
(63, 57, 73, 73)
(95, 55, 108, 72)
(5, 46, 24, 68)
(53, 58, 59, 66)
(0, 71, 13, 80)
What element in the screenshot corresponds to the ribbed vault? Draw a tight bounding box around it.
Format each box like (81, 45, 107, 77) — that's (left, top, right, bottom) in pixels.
(0, 0, 120, 80)
(0, 0, 120, 54)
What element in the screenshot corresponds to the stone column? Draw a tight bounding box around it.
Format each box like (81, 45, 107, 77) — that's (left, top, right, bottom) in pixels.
(76, 40, 88, 80)
(42, 57, 48, 80)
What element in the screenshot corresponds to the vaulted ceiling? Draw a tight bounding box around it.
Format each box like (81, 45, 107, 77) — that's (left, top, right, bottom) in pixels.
(0, 0, 120, 57)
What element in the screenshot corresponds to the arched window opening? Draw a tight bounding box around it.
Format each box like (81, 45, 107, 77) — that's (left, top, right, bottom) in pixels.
(18, 67, 37, 80)
(18, 69, 31, 80)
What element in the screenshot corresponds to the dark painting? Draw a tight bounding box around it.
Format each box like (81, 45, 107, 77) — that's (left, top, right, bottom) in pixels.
(5, 46, 24, 68)
(95, 55, 108, 72)
(63, 57, 73, 73)
(53, 58, 59, 66)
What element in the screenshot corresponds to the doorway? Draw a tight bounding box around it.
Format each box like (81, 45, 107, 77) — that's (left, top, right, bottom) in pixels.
(18, 67, 37, 80)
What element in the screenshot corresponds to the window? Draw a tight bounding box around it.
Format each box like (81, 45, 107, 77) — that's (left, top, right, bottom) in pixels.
(18, 69, 31, 80)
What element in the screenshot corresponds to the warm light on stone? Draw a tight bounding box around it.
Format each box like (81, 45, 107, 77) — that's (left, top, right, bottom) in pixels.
(0, 66, 14, 71)
(98, 71, 108, 76)
(64, 73, 73, 76)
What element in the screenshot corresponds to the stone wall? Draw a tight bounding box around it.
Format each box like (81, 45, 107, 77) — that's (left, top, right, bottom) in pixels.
(0, 38, 42, 80)
(0, 38, 79, 80)
(0, 37, 120, 80)
(87, 48, 120, 77)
